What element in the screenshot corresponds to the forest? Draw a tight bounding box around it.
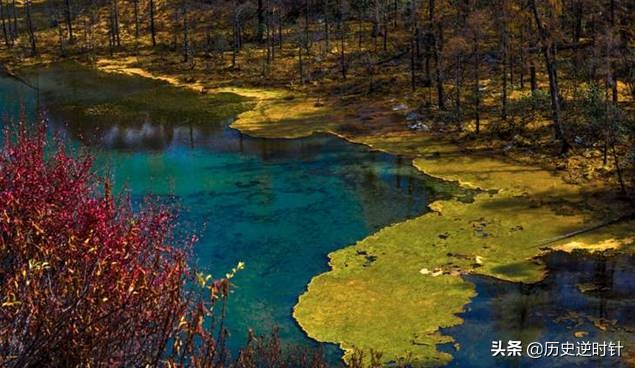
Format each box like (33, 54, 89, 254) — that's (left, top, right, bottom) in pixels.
(1, 0, 633, 181)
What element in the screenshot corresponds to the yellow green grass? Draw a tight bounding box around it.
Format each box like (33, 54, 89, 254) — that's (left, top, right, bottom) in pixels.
(93, 59, 634, 367)
(226, 89, 633, 366)
(293, 152, 633, 366)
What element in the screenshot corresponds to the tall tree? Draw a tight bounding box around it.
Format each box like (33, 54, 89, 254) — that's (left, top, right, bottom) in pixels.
(64, 0, 73, 42)
(182, 0, 189, 62)
(0, 0, 10, 48)
(257, 0, 265, 41)
(467, 10, 487, 134)
(149, 0, 157, 46)
(446, 35, 467, 127)
(529, 0, 570, 153)
(10, 0, 17, 39)
(430, 0, 445, 109)
(497, 0, 508, 120)
(133, 0, 140, 49)
(337, 0, 348, 79)
(112, 0, 120, 47)
(24, 0, 37, 55)
(324, 0, 330, 50)
(410, 0, 417, 91)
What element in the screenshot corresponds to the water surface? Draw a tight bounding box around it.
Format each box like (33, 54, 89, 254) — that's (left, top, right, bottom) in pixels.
(0, 63, 466, 360)
(441, 251, 635, 367)
(2, 64, 633, 367)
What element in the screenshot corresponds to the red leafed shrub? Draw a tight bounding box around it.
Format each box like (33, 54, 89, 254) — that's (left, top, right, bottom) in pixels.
(0, 123, 332, 368)
(0, 123, 203, 367)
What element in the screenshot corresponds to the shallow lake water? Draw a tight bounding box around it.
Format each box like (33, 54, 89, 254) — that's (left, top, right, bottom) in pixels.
(2, 64, 632, 367)
(440, 251, 635, 367)
(0, 64, 467, 362)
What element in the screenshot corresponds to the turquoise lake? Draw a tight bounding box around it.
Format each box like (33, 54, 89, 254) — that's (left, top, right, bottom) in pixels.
(2, 64, 634, 367)
(0, 64, 465, 361)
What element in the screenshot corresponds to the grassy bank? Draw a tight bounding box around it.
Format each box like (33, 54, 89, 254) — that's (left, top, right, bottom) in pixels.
(77, 56, 634, 366)
(1, 5, 633, 362)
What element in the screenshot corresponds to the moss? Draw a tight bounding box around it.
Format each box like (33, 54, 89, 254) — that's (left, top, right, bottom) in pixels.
(90, 58, 634, 366)
(229, 91, 634, 365)
(297, 192, 598, 363)
(23, 61, 253, 127)
(229, 88, 337, 139)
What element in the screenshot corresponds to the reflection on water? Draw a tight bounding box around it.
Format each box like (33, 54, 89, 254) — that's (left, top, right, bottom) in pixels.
(0, 64, 468, 363)
(3, 64, 630, 368)
(441, 251, 635, 367)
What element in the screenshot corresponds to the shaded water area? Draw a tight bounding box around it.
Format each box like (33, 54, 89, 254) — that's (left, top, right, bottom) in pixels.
(0, 63, 469, 362)
(441, 251, 635, 367)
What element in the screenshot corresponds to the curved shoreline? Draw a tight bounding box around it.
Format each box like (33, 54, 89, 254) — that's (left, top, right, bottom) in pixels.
(90, 59, 634, 366)
(224, 78, 634, 366)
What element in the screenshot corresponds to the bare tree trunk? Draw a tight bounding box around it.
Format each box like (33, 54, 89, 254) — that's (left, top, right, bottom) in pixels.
(0, 0, 10, 48)
(112, 0, 120, 47)
(10, 0, 17, 39)
(519, 26, 525, 89)
(108, 11, 114, 55)
(357, 7, 362, 49)
(232, 2, 238, 67)
(501, 47, 508, 120)
(609, 0, 618, 103)
(278, 10, 282, 49)
(611, 138, 627, 195)
(133, 0, 140, 47)
(474, 34, 480, 134)
(393, 0, 397, 28)
(455, 52, 463, 127)
(434, 22, 444, 109)
(237, 18, 242, 48)
(410, 33, 416, 91)
(529, 0, 570, 154)
(305, 0, 310, 50)
(56, 10, 65, 55)
(603, 1, 614, 165)
(499, 0, 508, 120)
(85, 0, 96, 54)
(172, 4, 179, 49)
(182, 0, 189, 62)
(298, 44, 305, 84)
(338, 0, 346, 79)
(324, 0, 329, 50)
(428, 0, 444, 109)
(149, 0, 157, 47)
(371, 0, 379, 38)
(509, 47, 514, 90)
(382, 0, 388, 51)
(269, 2, 274, 62)
(257, 0, 264, 41)
(62, 0, 73, 43)
(264, 0, 270, 67)
(424, 0, 432, 84)
(25, 0, 37, 55)
(410, 0, 416, 91)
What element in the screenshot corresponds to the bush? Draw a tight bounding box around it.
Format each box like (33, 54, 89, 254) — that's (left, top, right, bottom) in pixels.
(0, 123, 204, 367)
(0, 122, 335, 368)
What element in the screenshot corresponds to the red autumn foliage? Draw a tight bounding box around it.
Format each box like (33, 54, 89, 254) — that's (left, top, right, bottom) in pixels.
(0, 122, 333, 368)
(0, 123, 197, 367)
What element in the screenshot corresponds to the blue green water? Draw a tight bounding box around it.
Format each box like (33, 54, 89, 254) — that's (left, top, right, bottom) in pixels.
(3, 64, 634, 367)
(440, 251, 635, 367)
(0, 64, 466, 360)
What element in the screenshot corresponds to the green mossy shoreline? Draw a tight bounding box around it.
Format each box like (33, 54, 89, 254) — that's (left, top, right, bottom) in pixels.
(20, 61, 254, 128)
(87, 61, 633, 366)
(227, 89, 634, 366)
